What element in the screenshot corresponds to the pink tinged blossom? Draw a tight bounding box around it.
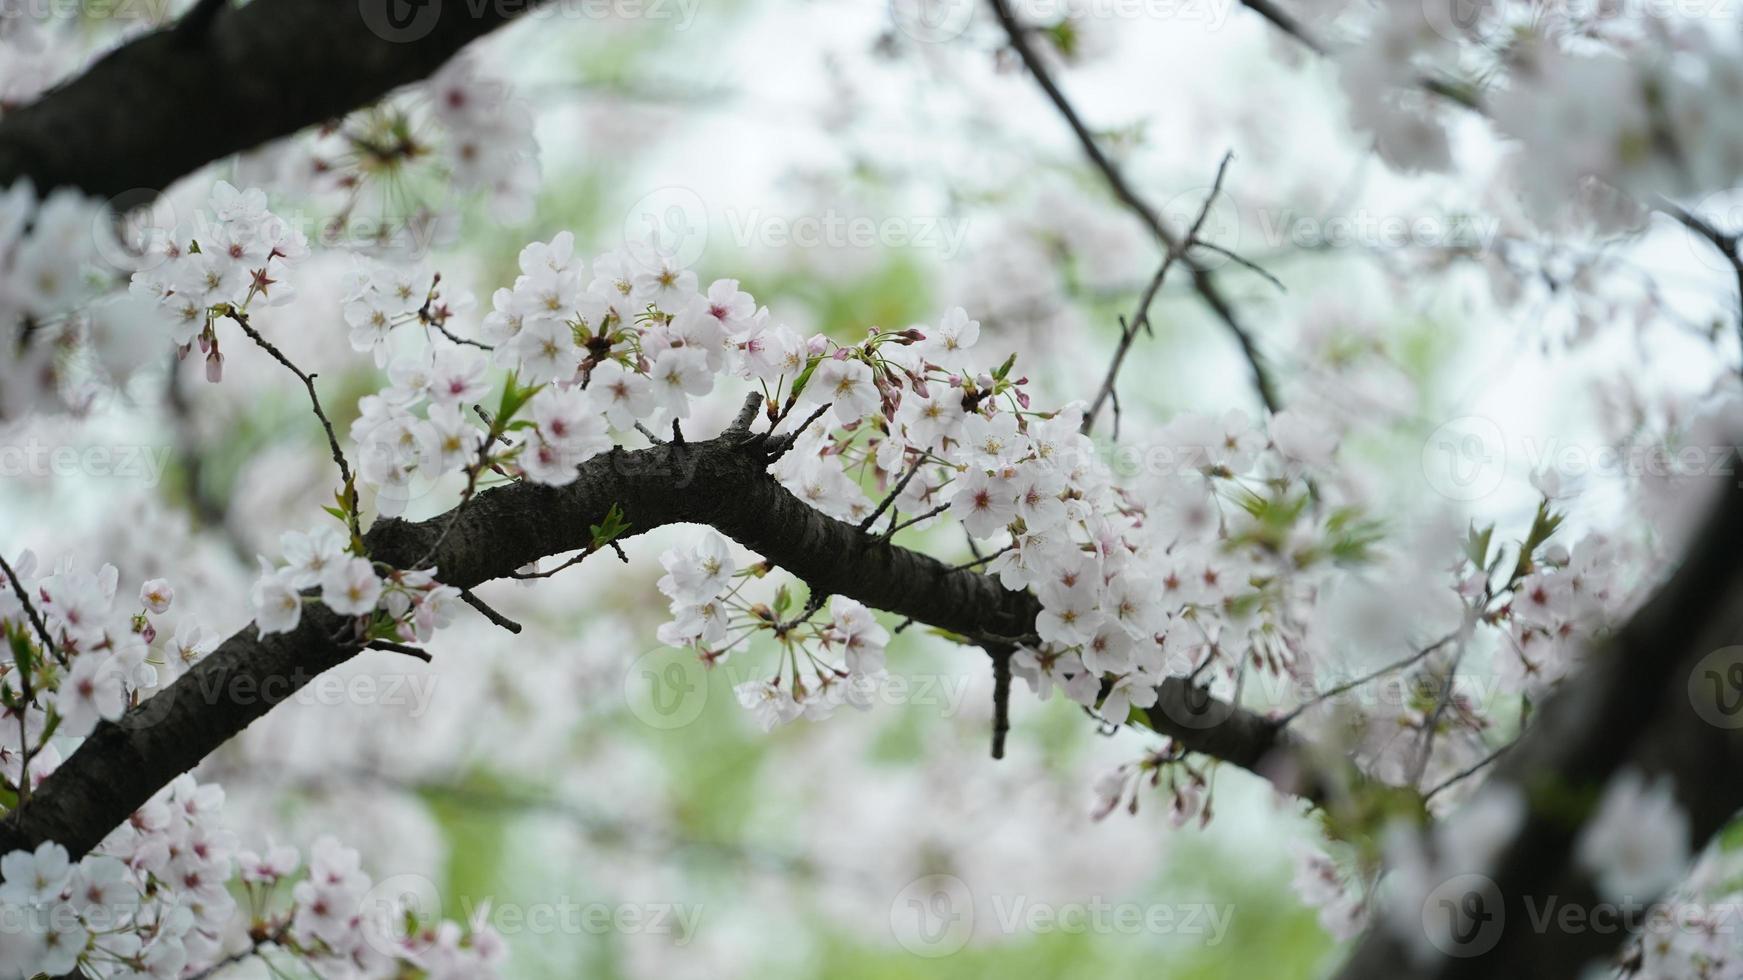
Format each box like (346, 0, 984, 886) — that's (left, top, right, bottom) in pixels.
(320, 557, 382, 617)
(138, 578, 173, 614)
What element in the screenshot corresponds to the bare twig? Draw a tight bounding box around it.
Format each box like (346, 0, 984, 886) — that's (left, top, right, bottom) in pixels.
(878, 502, 951, 542)
(366, 640, 433, 662)
(0, 552, 49, 805)
(1083, 151, 1238, 436)
(459, 588, 522, 634)
(228, 313, 362, 547)
(1423, 740, 1513, 802)
(858, 458, 925, 531)
(988, 0, 1280, 413)
(990, 645, 1014, 759)
(1278, 631, 1458, 725)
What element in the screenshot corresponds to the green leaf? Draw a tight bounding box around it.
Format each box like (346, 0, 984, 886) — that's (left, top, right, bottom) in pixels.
(1465, 522, 1494, 569)
(587, 503, 632, 551)
(786, 356, 822, 405)
(495, 372, 542, 427)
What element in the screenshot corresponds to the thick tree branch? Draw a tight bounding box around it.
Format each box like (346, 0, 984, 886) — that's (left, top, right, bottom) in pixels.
(0, 413, 1328, 860)
(0, 0, 547, 197)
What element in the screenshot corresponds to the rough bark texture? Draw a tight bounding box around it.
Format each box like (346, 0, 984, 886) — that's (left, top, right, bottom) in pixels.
(0, 425, 1310, 859)
(0, 0, 546, 198)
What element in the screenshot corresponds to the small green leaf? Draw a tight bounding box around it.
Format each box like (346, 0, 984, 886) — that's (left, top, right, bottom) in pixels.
(787, 356, 822, 404)
(1465, 522, 1494, 569)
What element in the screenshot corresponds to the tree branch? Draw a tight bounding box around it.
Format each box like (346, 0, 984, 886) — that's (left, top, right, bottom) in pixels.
(0, 421, 1325, 860)
(0, 0, 548, 197)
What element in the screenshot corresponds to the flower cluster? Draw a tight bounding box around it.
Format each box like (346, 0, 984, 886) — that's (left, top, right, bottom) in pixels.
(249, 526, 462, 640)
(1336, 2, 1743, 220)
(652, 530, 894, 729)
(0, 776, 503, 979)
(283, 54, 539, 249)
(0, 552, 219, 762)
(0, 180, 127, 421)
(128, 180, 310, 381)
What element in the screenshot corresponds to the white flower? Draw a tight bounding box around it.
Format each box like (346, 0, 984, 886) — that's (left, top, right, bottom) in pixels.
(702, 278, 757, 336)
(55, 653, 126, 736)
(138, 578, 174, 614)
(427, 346, 490, 406)
(958, 411, 1021, 470)
(0, 841, 73, 905)
(923, 306, 980, 368)
(1269, 409, 1339, 469)
(829, 597, 889, 674)
(169, 618, 220, 673)
(251, 561, 303, 635)
(1037, 579, 1102, 646)
(507, 315, 579, 385)
(280, 526, 348, 589)
(345, 292, 398, 366)
(1099, 670, 1158, 724)
(320, 557, 382, 617)
(735, 680, 802, 732)
(656, 532, 736, 604)
(807, 357, 878, 424)
(950, 469, 1016, 538)
(647, 347, 713, 418)
(591, 360, 655, 429)
(417, 402, 484, 473)
(1576, 769, 1690, 900)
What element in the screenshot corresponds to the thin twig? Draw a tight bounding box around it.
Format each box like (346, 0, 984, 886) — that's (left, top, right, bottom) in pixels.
(988, 0, 1280, 413)
(951, 542, 1015, 572)
(762, 403, 831, 464)
(1423, 740, 1513, 802)
(228, 313, 362, 547)
(878, 502, 950, 542)
(459, 588, 522, 634)
(429, 320, 493, 351)
(990, 645, 1014, 759)
(1082, 152, 1238, 436)
(0, 554, 55, 660)
(1194, 242, 1287, 292)
(1654, 194, 1743, 361)
(0, 552, 49, 805)
(1278, 631, 1458, 725)
(858, 458, 925, 531)
(366, 640, 433, 662)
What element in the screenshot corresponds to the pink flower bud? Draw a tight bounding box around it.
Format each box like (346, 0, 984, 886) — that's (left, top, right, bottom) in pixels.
(205, 348, 224, 383)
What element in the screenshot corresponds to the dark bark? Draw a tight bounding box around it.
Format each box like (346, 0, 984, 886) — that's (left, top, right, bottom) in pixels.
(0, 415, 1312, 859)
(0, 0, 546, 198)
